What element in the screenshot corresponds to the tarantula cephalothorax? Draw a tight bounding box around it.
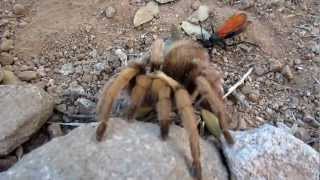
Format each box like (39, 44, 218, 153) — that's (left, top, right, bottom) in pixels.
(96, 38, 234, 180)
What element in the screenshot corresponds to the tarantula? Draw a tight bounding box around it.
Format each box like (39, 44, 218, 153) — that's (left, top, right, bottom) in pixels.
(96, 38, 234, 180)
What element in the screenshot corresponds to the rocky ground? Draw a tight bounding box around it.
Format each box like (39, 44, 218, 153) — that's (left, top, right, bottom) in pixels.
(0, 0, 319, 177)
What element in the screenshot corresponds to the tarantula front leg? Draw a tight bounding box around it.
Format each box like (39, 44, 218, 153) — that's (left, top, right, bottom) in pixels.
(151, 79, 172, 139)
(154, 72, 202, 180)
(195, 76, 235, 145)
(96, 64, 143, 141)
(175, 88, 202, 180)
(127, 75, 152, 120)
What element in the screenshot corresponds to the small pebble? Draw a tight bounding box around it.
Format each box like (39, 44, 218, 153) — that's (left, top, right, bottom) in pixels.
(60, 63, 74, 75)
(254, 65, 265, 76)
(238, 44, 253, 52)
(3, 30, 11, 38)
(47, 123, 64, 138)
(67, 82, 85, 94)
(15, 146, 24, 160)
(180, 21, 210, 39)
(76, 98, 96, 114)
(105, 6, 116, 18)
(294, 59, 302, 65)
(270, 60, 283, 72)
(303, 114, 320, 128)
(248, 92, 260, 102)
(13, 4, 26, 15)
(0, 52, 14, 65)
(55, 104, 67, 112)
(115, 49, 127, 66)
(0, 39, 14, 52)
(191, 0, 201, 10)
(94, 62, 106, 74)
(17, 71, 38, 81)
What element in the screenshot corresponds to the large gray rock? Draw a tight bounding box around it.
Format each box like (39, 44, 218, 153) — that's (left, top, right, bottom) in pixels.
(0, 85, 54, 156)
(0, 118, 228, 180)
(222, 124, 320, 180)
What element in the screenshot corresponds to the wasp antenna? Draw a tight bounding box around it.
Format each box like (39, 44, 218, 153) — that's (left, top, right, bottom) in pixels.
(198, 21, 205, 41)
(210, 21, 215, 34)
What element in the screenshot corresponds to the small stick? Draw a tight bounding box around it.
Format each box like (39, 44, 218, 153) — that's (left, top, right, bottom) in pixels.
(223, 67, 253, 99)
(47, 122, 98, 127)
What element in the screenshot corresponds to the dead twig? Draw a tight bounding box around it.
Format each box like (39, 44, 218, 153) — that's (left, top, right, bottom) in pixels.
(47, 122, 98, 127)
(223, 67, 254, 99)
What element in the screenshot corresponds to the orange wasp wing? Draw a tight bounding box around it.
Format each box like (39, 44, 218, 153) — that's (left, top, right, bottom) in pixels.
(216, 13, 248, 39)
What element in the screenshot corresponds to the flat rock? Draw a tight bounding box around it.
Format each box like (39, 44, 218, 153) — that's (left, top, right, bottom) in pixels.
(0, 85, 54, 156)
(16, 71, 38, 81)
(187, 5, 209, 23)
(133, 2, 159, 27)
(222, 124, 320, 180)
(0, 118, 228, 180)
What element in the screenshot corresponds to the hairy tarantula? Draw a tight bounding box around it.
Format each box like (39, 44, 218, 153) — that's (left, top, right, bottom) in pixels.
(96, 38, 234, 180)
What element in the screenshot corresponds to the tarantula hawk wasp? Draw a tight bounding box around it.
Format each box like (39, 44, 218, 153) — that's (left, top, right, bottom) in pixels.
(198, 12, 259, 50)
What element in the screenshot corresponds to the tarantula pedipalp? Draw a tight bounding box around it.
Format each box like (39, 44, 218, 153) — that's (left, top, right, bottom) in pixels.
(96, 38, 234, 180)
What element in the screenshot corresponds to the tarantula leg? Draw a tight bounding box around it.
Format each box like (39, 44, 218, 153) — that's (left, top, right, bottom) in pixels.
(151, 79, 172, 140)
(127, 75, 152, 120)
(175, 88, 202, 180)
(191, 88, 199, 102)
(152, 71, 202, 179)
(195, 76, 235, 145)
(150, 38, 165, 71)
(96, 64, 143, 141)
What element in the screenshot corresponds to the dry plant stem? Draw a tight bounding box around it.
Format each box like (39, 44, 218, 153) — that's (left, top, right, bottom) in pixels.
(223, 67, 253, 99)
(47, 122, 99, 127)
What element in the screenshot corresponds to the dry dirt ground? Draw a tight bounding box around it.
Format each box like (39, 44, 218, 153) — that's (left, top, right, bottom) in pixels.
(0, 0, 319, 158)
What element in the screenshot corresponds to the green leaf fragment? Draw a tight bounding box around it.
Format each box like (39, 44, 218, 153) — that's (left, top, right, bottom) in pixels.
(201, 109, 222, 138)
(135, 106, 153, 119)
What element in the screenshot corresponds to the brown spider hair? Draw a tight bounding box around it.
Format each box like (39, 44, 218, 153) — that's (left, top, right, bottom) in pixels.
(96, 38, 234, 180)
